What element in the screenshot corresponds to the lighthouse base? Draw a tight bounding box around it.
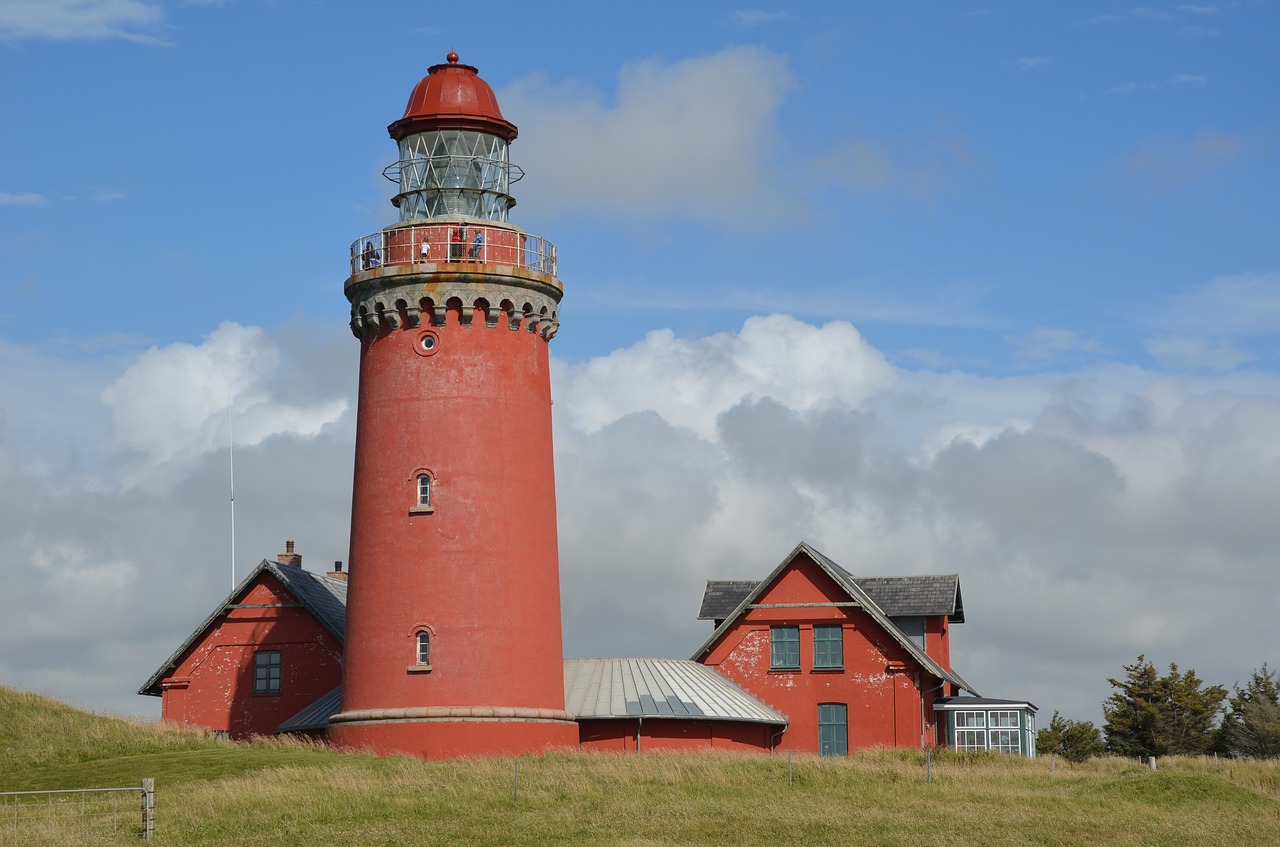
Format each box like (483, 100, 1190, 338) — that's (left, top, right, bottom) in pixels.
(329, 706, 578, 759)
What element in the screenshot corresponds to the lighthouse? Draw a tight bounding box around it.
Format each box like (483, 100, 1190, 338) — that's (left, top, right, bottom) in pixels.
(329, 54, 577, 758)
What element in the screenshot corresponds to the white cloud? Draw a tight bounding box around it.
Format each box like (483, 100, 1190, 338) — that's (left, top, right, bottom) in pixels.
(0, 0, 167, 44)
(1015, 57, 1051, 69)
(500, 47, 794, 223)
(1145, 335, 1253, 370)
(1156, 271, 1280, 335)
(1170, 73, 1208, 85)
(554, 314, 895, 438)
(0, 191, 50, 207)
(100, 322, 348, 487)
(1005, 327, 1101, 362)
(815, 128, 977, 201)
(729, 10, 796, 27)
(6, 308, 1280, 728)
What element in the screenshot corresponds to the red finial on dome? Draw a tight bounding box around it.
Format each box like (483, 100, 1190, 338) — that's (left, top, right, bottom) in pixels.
(388, 53, 517, 142)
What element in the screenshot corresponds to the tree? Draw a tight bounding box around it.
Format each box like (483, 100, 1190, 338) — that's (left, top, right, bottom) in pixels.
(1102, 655, 1227, 757)
(1216, 664, 1280, 758)
(1037, 711, 1105, 763)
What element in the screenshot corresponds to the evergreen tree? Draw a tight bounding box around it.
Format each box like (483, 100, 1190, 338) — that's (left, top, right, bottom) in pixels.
(1216, 664, 1280, 758)
(1037, 711, 1105, 763)
(1102, 655, 1227, 757)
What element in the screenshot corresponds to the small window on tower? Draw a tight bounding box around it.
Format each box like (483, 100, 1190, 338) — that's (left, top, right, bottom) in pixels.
(408, 628, 433, 673)
(410, 470, 435, 514)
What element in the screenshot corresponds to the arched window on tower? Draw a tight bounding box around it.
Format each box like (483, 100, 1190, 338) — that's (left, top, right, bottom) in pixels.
(416, 631, 430, 666)
(410, 469, 435, 514)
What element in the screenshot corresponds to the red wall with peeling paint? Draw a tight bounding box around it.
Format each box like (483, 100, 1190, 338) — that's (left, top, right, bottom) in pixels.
(700, 552, 947, 753)
(158, 574, 343, 741)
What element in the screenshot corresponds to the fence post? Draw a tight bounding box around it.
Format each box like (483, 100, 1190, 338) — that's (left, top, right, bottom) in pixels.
(141, 779, 155, 841)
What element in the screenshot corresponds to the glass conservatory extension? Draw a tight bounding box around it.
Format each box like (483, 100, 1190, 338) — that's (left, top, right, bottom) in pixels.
(933, 697, 1038, 758)
(386, 129, 523, 222)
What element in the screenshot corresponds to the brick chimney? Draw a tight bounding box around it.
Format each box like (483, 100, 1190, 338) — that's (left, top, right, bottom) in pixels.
(327, 560, 348, 582)
(278, 540, 302, 568)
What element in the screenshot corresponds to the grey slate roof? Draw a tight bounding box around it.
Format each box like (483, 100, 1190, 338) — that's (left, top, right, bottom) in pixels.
(564, 658, 786, 724)
(698, 573, 964, 623)
(690, 541, 978, 696)
(276, 687, 343, 733)
(138, 559, 348, 697)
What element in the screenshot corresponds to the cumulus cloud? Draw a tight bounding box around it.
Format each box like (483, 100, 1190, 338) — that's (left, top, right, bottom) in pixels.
(500, 47, 795, 223)
(100, 322, 348, 487)
(5, 306, 1280, 728)
(0, 0, 167, 44)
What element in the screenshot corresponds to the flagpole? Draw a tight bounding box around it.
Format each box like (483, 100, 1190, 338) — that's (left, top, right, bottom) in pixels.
(229, 398, 236, 591)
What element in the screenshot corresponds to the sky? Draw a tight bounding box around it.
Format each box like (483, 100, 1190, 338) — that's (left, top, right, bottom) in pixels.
(1, 0, 1278, 731)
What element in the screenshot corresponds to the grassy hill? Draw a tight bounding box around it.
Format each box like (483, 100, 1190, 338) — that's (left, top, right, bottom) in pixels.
(2, 685, 1279, 846)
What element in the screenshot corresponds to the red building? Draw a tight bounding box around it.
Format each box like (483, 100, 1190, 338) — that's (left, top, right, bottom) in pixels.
(693, 542, 975, 754)
(140, 55, 1038, 759)
(138, 543, 346, 742)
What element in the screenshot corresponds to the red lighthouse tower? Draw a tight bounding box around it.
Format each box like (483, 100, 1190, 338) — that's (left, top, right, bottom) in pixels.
(329, 54, 576, 758)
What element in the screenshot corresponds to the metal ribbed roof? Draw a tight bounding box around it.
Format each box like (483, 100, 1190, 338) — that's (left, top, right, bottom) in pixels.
(564, 658, 785, 725)
(275, 686, 342, 733)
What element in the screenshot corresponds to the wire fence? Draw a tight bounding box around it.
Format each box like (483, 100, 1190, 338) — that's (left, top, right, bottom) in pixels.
(0, 780, 154, 844)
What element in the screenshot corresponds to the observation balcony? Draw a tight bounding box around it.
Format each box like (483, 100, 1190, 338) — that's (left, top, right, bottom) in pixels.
(349, 222, 556, 279)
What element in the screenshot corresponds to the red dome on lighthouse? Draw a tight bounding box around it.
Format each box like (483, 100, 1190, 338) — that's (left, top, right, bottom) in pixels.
(388, 52, 518, 142)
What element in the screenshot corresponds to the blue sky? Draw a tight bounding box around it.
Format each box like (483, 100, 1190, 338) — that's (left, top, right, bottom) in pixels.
(1, 1, 1278, 731)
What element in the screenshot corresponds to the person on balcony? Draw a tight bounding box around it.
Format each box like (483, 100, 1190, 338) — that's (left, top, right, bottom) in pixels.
(450, 226, 465, 262)
(420, 234, 431, 263)
(470, 230, 483, 261)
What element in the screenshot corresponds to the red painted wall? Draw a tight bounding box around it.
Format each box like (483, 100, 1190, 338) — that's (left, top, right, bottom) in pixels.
(701, 552, 943, 754)
(334, 301, 576, 757)
(578, 719, 776, 753)
(158, 574, 343, 740)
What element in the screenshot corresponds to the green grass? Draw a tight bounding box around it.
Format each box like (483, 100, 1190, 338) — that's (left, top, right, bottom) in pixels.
(3, 686, 1279, 846)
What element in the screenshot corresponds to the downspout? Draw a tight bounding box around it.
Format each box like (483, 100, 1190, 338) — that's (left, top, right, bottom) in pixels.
(636, 716, 643, 755)
(920, 678, 947, 749)
(769, 725, 787, 757)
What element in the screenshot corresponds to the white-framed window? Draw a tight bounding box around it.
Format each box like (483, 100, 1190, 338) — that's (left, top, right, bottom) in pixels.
(416, 631, 431, 666)
(989, 711, 1020, 754)
(954, 710, 986, 751)
(417, 474, 431, 507)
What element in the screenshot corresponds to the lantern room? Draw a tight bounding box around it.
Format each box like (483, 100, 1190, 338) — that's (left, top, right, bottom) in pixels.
(383, 52, 522, 222)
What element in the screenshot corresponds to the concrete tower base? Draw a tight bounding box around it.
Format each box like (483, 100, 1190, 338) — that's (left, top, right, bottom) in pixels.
(330, 708, 578, 759)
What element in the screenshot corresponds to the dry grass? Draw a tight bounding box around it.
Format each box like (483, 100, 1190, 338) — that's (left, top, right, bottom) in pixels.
(4, 686, 1280, 846)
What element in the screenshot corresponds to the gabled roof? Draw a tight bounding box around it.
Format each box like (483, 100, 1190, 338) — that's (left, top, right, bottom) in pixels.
(138, 560, 348, 697)
(690, 541, 978, 696)
(564, 658, 786, 725)
(699, 573, 964, 623)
